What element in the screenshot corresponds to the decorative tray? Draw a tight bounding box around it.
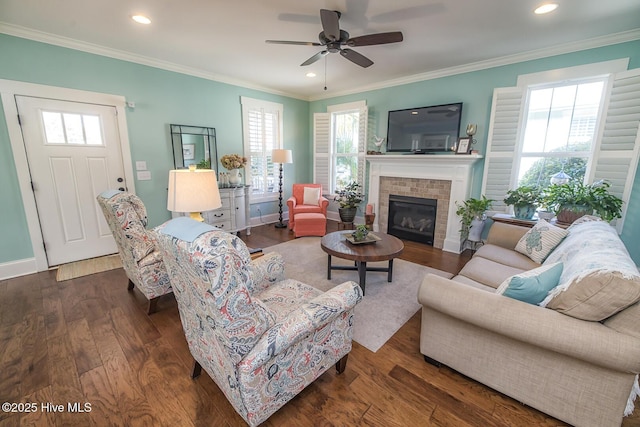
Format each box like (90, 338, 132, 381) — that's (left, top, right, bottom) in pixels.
(343, 232, 381, 245)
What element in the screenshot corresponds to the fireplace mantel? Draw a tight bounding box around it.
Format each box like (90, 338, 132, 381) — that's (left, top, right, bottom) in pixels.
(366, 154, 484, 253)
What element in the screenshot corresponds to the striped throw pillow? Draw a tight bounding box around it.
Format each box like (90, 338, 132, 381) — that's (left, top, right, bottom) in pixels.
(515, 219, 568, 263)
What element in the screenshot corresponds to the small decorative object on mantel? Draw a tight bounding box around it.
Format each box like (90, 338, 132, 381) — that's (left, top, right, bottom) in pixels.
(455, 137, 472, 154)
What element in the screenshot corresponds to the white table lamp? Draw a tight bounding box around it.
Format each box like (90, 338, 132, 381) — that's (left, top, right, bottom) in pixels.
(167, 166, 222, 222)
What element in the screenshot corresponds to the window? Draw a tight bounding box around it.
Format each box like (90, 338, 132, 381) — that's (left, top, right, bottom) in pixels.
(332, 109, 361, 191)
(482, 59, 640, 231)
(314, 101, 367, 195)
(42, 111, 103, 145)
(240, 97, 283, 202)
(517, 79, 605, 189)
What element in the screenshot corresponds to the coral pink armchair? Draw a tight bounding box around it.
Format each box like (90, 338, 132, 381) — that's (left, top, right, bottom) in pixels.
(286, 184, 329, 230)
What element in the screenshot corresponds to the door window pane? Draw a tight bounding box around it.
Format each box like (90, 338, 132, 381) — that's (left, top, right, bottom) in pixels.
(42, 111, 65, 144)
(41, 110, 104, 146)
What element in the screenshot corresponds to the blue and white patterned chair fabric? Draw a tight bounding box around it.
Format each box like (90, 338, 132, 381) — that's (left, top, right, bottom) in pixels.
(96, 190, 172, 314)
(155, 217, 363, 426)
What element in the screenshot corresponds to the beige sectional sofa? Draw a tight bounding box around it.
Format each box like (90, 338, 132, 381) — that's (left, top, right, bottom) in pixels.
(418, 219, 640, 427)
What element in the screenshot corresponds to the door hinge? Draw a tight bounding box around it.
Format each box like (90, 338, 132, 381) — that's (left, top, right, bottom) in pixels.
(42, 241, 46, 251)
(31, 181, 35, 191)
(17, 114, 22, 125)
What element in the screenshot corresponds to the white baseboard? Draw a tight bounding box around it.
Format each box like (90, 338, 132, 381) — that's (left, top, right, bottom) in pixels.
(0, 257, 38, 280)
(250, 212, 288, 227)
(251, 212, 365, 227)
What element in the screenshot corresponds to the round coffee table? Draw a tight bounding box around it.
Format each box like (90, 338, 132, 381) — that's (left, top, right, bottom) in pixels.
(320, 231, 404, 295)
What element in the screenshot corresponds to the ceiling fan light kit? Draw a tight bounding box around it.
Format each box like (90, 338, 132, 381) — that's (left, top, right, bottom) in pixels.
(266, 9, 403, 69)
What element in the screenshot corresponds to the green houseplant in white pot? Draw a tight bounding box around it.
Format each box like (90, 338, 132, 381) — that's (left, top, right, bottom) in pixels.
(455, 195, 493, 242)
(334, 181, 364, 223)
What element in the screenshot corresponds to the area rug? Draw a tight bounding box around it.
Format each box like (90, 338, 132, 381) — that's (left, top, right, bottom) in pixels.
(264, 237, 453, 352)
(56, 254, 122, 282)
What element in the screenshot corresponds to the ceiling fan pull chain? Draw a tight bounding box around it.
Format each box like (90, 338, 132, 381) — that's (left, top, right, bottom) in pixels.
(324, 55, 328, 91)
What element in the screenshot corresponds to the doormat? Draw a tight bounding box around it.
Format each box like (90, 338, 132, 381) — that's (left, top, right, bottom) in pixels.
(56, 254, 123, 282)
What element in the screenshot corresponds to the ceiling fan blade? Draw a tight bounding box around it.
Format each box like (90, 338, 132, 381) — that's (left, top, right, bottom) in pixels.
(301, 50, 328, 66)
(347, 32, 404, 47)
(265, 40, 322, 46)
(340, 49, 373, 68)
(320, 9, 340, 41)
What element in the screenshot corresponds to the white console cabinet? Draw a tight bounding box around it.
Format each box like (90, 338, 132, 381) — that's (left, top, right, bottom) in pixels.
(172, 186, 251, 235)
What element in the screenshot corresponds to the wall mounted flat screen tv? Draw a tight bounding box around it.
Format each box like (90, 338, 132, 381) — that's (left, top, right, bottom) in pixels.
(386, 103, 463, 153)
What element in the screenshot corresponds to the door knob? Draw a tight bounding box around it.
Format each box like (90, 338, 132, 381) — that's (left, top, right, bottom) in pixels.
(118, 187, 125, 191)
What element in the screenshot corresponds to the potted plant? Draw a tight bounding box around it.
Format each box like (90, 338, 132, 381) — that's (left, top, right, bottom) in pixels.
(503, 185, 542, 219)
(542, 180, 623, 225)
(352, 224, 370, 242)
(334, 182, 364, 223)
(455, 195, 493, 242)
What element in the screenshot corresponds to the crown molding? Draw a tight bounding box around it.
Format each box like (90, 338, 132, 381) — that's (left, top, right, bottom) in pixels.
(0, 22, 307, 101)
(309, 28, 640, 101)
(2, 22, 638, 103)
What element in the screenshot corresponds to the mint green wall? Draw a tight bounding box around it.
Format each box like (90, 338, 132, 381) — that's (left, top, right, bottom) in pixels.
(0, 34, 309, 264)
(2, 32, 639, 266)
(311, 40, 640, 264)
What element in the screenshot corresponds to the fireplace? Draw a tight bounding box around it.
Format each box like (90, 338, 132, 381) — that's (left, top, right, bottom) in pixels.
(366, 154, 483, 253)
(387, 195, 437, 245)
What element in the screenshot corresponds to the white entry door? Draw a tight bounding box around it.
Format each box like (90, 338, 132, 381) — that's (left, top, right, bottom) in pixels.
(16, 96, 125, 266)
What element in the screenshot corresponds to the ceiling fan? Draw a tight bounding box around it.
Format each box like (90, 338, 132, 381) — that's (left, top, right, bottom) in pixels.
(266, 9, 403, 68)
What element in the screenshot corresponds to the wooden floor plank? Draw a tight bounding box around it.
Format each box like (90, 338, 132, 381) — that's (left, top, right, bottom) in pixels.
(46, 334, 91, 426)
(79, 366, 126, 427)
(67, 318, 102, 376)
(0, 222, 637, 426)
(89, 314, 159, 426)
(18, 386, 59, 427)
(18, 314, 49, 398)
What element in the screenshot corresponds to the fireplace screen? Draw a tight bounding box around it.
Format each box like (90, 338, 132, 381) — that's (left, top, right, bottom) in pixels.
(387, 194, 437, 245)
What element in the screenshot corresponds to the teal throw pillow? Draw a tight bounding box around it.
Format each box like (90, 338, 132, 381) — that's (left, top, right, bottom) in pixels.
(497, 262, 564, 305)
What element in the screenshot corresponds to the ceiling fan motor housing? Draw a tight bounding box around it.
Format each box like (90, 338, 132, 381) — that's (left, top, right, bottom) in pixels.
(319, 30, 350, 52)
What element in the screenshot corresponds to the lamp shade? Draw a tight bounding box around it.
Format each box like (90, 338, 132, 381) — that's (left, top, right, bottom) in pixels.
(272, 149, 293, 164)
(167, 169, 222, 214)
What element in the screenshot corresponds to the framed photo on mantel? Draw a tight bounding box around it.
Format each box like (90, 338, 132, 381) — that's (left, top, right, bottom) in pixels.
(456, 137, 471, 154)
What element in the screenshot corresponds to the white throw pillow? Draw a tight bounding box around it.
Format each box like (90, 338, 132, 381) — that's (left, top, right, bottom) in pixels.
(515, 219, 568, 263)
(302, 187, 321, 206)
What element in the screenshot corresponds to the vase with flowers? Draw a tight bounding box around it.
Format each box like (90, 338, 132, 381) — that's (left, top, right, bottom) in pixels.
(220, 154, 247, 186)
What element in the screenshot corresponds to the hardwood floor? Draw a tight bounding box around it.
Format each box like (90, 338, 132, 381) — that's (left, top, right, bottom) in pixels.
(1, 221, 639, 426)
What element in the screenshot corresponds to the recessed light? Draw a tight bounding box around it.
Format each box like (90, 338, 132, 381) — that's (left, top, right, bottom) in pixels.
(132, 15, 151, 25)
(534, 3, 558, 14)
(306, 72, 316, 78)
(411, 111, 418, 115)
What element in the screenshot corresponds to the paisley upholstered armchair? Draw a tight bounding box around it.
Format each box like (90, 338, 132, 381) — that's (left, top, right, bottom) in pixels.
(96, 190, 172, 314)
(155, 217, 362, 426)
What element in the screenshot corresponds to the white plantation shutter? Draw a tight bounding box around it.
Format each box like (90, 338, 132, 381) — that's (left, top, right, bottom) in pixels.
(482, 87, 524, 212)
(590, 68, 640, 231)
(241, 97, 283, 202)
(315, 102, 367, 196)
(357, 106, 368, 188)
(313, 112, 331, 194)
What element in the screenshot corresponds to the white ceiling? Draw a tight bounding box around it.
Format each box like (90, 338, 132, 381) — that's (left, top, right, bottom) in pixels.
(1, 0, 639, 100)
